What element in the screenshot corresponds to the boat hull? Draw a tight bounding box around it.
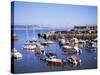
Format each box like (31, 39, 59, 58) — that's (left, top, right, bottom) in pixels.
(47, 59, 66, 66)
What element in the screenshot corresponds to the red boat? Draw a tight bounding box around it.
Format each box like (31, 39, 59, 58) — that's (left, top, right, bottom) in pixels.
(47, 59, 66, 66)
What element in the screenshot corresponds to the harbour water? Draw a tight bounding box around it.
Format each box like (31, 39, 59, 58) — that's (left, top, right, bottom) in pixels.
(11, 26, 97, 74)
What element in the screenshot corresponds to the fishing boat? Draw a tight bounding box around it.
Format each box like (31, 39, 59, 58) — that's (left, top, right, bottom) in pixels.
(47, 58, 66, 66)
(40, 52, 56, 61)
(40, 52, 56, 60)
(11, 48, 22, 59)
(62, 45, 80, 54)
(45, 52, 57, 59)
(66, 56, 81, 66)
(40, 52, 66, 66)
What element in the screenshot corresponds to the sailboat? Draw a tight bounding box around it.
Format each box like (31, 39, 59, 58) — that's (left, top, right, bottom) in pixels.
(23, 25, 37, 51)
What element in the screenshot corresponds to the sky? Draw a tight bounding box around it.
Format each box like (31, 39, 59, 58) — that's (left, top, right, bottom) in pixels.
(12, 1, 97, 28)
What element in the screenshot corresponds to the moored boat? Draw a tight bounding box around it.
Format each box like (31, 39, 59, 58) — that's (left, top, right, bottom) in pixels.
(23, 40, 37, 50)
(40, 52, 66, 66)
(85, 40, 97, 52)
(62, 45, 80, 54)
(66, 56, 81, 66)
(47, 40, 54, 44)
(70, 38, 79, 44)
(78, 39, 86, 48)
(11, 48, 22, 59)
(47, 58, 66, 66)
(41, 40, 54, 46)
(40, 52, 57, 61)
(45, 52, 57, 59)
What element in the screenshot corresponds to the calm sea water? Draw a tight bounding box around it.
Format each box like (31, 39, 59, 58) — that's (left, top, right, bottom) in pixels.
(12, 26, 97, 74)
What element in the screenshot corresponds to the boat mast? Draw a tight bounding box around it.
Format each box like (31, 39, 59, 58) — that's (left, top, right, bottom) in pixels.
(26, 25, 29, 40)
(32, 25, 37, 41)
(32, 25, 35, 37)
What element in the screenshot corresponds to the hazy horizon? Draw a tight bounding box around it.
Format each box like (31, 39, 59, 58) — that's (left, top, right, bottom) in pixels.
(11, 1, 97, 29)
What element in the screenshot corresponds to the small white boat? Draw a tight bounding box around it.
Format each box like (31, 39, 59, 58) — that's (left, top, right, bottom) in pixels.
(70, 38, 79, 43)
(74, 46, 80, 53)
(78, 39, 86, 48)
(70, 38, 79, 46)
(23, 45, 28, 49)
(92, 42, 97, 48)
(47, 40, 54, 44)
(23, 44, 36, 50)
(12, 52, 22, 58)
(41, 41, 53, 46)
(23, 40, 37, 50)
(85, 41, 97, 52)
(11, 48, 22, 59)
(28, 45, 36, 50)
(62, 45, 73, 49)
(12, 48, 17, 53)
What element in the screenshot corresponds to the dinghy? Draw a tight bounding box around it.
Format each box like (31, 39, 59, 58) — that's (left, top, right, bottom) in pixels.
(67, 56, 81, 66)
(11, 48, 22, 59)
